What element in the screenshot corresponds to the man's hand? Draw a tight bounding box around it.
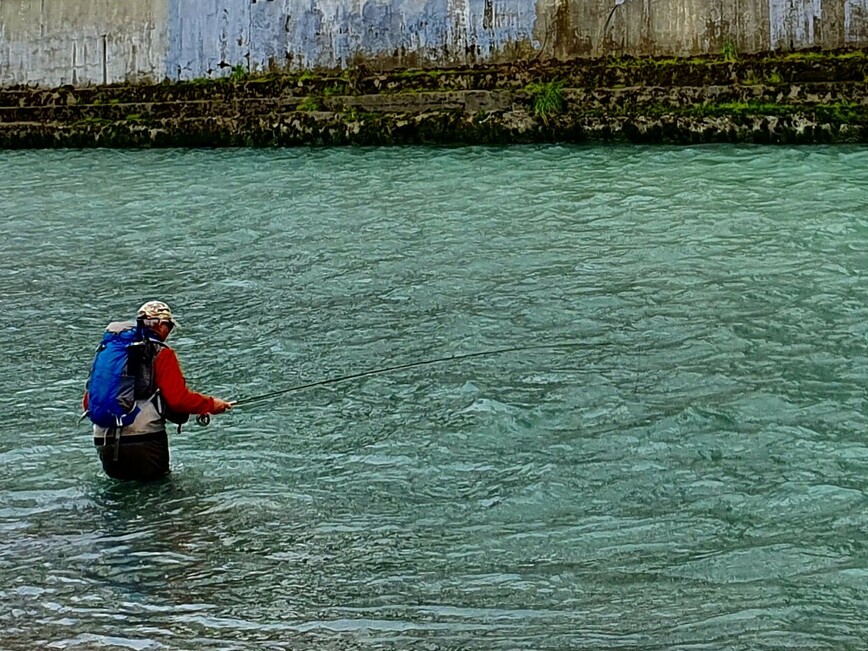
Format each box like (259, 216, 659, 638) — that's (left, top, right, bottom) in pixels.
(211, 399, 236, 414)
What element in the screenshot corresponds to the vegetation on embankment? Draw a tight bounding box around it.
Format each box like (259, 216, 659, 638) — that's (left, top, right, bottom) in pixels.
(1, 48, 866, 147)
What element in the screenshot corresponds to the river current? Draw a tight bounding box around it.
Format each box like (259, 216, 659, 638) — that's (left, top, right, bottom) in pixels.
(1, 145, 867, 650)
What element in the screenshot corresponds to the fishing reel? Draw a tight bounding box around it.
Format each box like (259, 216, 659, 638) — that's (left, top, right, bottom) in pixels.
(196, 413, 211, 427)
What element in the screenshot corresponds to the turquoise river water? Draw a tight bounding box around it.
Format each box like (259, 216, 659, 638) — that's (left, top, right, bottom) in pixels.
(1, 145, 867, 650)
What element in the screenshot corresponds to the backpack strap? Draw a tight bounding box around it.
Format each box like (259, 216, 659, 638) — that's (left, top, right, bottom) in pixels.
(131, 335, 167, 401)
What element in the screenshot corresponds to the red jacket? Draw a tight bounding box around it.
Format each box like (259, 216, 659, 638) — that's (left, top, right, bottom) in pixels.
(84, 346, 217, 415)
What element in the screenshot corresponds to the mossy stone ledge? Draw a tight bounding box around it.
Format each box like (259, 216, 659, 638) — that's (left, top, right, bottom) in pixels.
(1, 48, 865, 147)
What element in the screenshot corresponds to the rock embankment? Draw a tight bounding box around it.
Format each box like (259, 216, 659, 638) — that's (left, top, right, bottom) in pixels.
(1, 49, 865, 147)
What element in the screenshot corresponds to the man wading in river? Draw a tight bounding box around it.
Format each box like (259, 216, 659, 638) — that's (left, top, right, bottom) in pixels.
(82, 301, 234, 481)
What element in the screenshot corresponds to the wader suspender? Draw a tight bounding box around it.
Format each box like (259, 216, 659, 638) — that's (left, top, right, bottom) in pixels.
(152, 390, 181, 433)
(112, 419, 123, 461)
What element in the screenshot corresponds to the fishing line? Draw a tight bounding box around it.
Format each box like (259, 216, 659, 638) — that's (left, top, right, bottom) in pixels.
(230, 340, 614, 410)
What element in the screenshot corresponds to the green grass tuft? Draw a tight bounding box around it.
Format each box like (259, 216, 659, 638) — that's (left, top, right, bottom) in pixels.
(229, 64, 248, 82)
(297, 96, 323, 112)
(323, 83, 346, 97)
(525, 80, 566, 123)
(722, 40, 739, 63)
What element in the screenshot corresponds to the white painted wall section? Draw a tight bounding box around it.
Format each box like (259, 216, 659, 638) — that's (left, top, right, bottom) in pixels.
(769, 0, 822, 48)
(165, 0, 539, 79)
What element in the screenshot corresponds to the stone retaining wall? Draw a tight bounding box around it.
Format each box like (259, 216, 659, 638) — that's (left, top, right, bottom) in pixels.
(1, 50, 865, 147)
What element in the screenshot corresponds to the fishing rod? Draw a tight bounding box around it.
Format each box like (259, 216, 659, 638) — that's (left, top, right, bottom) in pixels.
(199, 340, 614, 422)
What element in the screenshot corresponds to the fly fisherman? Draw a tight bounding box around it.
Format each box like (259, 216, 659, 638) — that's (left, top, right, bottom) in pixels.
(82, 301, 234, 481)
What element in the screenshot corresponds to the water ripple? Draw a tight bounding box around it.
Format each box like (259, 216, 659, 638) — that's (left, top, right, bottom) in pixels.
(0, 145, 867, 650)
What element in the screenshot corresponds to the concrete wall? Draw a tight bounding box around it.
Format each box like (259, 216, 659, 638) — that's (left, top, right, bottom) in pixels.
(1, 0, 867, 86)
(0, 0, 167, 85)
(165, 0, 538, 79)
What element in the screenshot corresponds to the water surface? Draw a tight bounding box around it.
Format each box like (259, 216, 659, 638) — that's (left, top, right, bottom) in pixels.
(1, 145, 867, 650)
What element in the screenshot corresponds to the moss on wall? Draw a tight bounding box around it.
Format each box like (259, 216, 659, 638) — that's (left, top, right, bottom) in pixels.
(1, 48, 865, 147)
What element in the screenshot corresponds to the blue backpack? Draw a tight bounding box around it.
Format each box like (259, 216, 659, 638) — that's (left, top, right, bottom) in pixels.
(85, 323, 148, 429)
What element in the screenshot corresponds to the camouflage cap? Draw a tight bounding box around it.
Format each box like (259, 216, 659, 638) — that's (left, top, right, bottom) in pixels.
(136, 300, 179, 327)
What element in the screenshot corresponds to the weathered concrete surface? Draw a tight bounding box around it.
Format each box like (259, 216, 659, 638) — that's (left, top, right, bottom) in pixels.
(2, 0, 868, 86)
(0, 0, 168, 86)
(166, 0, 539, 79)
(1, 50, 865, 146)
